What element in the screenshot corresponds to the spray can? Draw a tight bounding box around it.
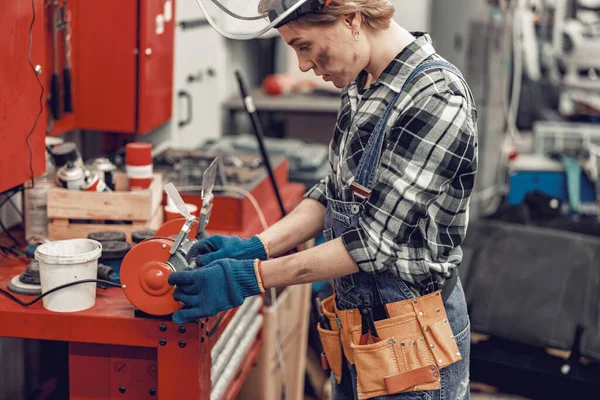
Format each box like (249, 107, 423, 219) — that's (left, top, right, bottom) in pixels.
(82, 170, 111, 192)
(91, 158, 117, 191)
(56, 163, 85, 190)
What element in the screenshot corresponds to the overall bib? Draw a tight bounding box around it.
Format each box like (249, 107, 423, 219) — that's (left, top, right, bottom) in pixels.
(317, 60, 471, 400)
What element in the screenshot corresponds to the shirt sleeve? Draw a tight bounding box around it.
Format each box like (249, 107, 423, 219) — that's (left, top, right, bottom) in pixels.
(340, 89, 478, 280)
(304, 178, 328, 208)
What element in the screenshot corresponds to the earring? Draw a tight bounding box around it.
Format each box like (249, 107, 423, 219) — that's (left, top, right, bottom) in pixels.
(353, 31, 360, 41)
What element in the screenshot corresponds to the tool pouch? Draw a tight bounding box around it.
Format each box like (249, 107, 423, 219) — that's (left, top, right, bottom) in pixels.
(348, 291, 462, 400)
(317, 295, 344, 383)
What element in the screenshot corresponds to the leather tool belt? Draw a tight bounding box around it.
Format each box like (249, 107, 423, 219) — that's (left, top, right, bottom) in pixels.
(317, 290, 463, 399)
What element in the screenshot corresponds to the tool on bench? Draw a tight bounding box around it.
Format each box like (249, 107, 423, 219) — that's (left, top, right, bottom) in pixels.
(2, 159, 220, 317)
(120, 159, 218, 317)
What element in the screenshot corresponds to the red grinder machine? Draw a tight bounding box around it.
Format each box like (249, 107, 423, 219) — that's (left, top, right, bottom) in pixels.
(119, 159, 218, 318)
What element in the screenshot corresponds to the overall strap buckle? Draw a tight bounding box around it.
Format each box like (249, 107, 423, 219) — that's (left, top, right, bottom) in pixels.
(350, 181, 371, 201)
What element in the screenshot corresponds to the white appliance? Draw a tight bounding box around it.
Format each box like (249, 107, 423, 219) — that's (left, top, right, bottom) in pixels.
(552, 0, 600, 115)
(169, 0, 227, 149)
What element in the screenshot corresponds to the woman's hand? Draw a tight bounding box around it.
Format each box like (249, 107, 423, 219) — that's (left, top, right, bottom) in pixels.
(168, 258, 261, 324)
(186, 235, 268, 267)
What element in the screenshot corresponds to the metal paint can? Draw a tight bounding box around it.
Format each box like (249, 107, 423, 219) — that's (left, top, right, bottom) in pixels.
(51, 142, 84, 169)
(56, 163, 85, 190)
(82, 171, 111, 192)
(91, 158, 117, 191)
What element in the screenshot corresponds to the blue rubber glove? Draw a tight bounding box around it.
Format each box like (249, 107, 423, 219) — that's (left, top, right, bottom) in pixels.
(168, 258, 260, 324)
(186, 235, 267, 267)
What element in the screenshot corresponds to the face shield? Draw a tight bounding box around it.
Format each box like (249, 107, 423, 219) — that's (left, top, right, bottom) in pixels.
(194, 0, 331, 40)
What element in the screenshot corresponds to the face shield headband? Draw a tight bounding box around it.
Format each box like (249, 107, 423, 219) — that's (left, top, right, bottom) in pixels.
(194, 0, 333, 40)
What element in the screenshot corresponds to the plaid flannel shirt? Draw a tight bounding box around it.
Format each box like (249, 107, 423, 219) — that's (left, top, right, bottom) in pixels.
(305, 33, 479, 292)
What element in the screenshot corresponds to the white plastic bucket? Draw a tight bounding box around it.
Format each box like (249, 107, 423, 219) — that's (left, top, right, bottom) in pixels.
(35, 239, 102, 312)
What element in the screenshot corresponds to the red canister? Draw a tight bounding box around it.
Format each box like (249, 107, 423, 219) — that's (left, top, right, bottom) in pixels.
(125, 142, 153, 190)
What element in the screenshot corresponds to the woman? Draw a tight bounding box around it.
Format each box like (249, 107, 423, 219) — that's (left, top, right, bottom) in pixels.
(169, 1, 477, 399)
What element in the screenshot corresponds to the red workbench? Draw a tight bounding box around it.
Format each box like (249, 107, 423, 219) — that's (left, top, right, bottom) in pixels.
(0, 183, 306, 399)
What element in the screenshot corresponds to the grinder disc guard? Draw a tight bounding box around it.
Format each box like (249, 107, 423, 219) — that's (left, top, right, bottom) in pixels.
(120, 237, 183, 316)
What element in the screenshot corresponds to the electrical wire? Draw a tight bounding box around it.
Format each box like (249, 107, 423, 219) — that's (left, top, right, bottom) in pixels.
(507, 0, 524, 143)
(471, 3, 524, 217)
(0, 243, 29, 262)
(0, 246, 10, 259)
(0, 218, 21, 248)
(0, 189, 21, 213)
(0, 279, 121, 307)
(214, 185, 270, 229)
(8, 193, 24, 220)
(175, 185, 270, 231)
(0, 188, 25, 247)
(26, 0, 46, 188)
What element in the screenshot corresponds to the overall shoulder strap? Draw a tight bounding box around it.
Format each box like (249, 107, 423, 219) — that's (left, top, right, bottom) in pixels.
(351, 58, 465, 201)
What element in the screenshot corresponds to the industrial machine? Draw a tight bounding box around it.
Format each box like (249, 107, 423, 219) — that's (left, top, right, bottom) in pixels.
(552, 0, 600, 116)
(120, 158, 217, 318)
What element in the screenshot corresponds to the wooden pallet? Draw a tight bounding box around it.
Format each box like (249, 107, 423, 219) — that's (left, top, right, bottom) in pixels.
(47, 172, 164, 244)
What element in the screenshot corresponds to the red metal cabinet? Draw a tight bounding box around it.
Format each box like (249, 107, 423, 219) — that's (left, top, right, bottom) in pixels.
(74, 0, 174, 135)
(0, 0, 48, 192)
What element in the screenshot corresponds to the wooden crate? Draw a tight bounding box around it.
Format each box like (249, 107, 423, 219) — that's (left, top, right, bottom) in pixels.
(47, 172, 164, 244)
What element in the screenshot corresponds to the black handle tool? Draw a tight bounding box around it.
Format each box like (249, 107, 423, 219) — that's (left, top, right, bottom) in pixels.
(51, 3, 61, 120)
(61, 0, 73, 113)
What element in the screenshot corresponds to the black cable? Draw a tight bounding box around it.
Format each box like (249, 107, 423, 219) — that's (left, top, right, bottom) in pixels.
(0, 218, 21, 248)
(0, 187, 24, 210)
(0, 244, 11, 259)
(0, 279, 121, 307)
(8, 190, 24, 220)
(234, 70, 287, 218)
(26, 0, 46, 188)
(0, 188, 25, 247)
(0, 243, 28, 260)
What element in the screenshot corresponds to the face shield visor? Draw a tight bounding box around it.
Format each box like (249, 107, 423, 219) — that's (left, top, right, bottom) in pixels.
(194, 0, 331, 40)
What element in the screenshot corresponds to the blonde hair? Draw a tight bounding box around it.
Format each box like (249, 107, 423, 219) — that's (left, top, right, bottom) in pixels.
(259, 0, 395, 30)
(294, 1, 395, 30)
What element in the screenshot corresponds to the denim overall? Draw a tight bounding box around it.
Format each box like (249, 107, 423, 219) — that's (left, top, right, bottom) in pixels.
(323, 60, 471, 400)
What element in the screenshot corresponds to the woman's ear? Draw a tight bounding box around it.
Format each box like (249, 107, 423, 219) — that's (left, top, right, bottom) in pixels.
(343, 11, 362, 31)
